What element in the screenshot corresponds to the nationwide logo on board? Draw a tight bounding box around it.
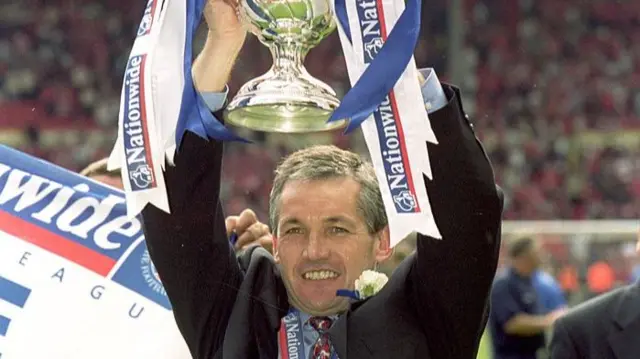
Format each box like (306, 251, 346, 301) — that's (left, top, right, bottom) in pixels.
(137, 0, 158, 37)
(123, 55, 157, 192)
(355, 0, 421, 214)
(0, 149, 172, 319)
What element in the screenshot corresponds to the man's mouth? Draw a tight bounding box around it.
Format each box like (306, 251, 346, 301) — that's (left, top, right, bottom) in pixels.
(302, 270, 339, 280)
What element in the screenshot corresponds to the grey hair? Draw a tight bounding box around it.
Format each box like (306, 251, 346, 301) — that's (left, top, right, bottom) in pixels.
(269, 145, 387, 236)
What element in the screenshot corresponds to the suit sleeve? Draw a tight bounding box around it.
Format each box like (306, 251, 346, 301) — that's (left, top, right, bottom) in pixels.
(549, 318, 581, 359)
(410, 85, 503, 358)
(141, 130, 243, 359)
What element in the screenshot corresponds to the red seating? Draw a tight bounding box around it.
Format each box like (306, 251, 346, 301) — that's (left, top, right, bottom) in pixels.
(0, 0, 637, 219)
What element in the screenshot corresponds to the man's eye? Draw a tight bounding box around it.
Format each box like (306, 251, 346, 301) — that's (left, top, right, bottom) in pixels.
(284, 228, 303, 235)
(329, 227, 349, 234)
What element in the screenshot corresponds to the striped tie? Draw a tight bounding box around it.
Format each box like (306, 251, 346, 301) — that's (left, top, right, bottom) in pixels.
(309, 316, 333, 359)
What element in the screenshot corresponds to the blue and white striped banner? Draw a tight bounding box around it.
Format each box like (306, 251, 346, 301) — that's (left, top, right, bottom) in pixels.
(0, 145, 189, 358)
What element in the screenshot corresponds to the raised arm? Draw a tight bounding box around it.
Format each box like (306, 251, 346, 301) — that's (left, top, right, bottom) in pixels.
(411, 83, 503, 357)
(143, 131, 238, 358)
(142, 3, 247, 358)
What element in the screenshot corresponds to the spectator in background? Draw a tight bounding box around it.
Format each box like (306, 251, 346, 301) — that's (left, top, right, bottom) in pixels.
(488, 237, 566, 359)
(1, 0, 638, 222)
(468, 0, 640, 221)
(586, 260, 616, 297)
(549, 230, 640, 359)
(557, 263, 580, 304)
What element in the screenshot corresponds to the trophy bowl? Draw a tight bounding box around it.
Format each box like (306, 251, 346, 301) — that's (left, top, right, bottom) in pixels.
(224, 0, 345, 133)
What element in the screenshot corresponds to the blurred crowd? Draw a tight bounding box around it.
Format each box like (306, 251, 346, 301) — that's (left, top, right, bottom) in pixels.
(471, 0, 640, 220)
(0, 0, 638, 222)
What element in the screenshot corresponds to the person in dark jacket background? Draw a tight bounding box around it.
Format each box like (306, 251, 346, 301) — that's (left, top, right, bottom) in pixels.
(488, 237, 565, 359)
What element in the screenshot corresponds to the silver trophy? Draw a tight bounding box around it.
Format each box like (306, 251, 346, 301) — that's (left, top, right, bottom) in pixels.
(224, 0, 345, 133)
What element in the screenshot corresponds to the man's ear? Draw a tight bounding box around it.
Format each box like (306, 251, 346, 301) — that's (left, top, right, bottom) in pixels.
(273, 234, 280, 263)
(374, 226, 393, 262)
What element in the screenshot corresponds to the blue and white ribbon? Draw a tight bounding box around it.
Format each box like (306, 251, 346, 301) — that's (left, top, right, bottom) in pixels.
(329, 0, 421, 132)
(331, 0, 441, 244)
(109, 0, 242, 216)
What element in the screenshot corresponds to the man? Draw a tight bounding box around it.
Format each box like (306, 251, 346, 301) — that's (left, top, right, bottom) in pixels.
(548, 231, 640, 359)
(80, 158, 124, 189)
(488, 238, 565, 359)
(141, 0, 503, 358)
(533, 269, 567, 313)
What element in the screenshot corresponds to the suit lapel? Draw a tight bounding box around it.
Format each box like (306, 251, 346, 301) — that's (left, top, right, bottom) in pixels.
(345, 257, 419, 358)
(329, 296, 418, 358)
(223, 247, 288, 359)
(327, 297, 371, 359)
(608, 284, 640, 359)
(328, 312, 349, 358)
(356, 317, 417, 358)
(355, 315, 417, 358)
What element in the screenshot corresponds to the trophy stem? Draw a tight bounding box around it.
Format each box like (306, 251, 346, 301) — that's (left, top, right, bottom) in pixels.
(269, 41, 308, 77)
(226, 0, 345, 132)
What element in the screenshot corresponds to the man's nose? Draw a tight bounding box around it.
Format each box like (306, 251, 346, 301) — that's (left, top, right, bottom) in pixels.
(304, 232, 330, 260)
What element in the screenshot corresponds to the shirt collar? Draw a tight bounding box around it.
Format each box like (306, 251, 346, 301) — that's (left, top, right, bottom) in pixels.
(295, 309, 339, 327)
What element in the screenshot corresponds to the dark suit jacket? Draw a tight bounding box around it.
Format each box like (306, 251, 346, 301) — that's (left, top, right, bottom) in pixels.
(142, 85, 503, 359)
(549, 283, 640, 359)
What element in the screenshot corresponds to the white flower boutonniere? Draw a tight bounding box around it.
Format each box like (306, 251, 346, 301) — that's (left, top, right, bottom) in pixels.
(354, 270, 388, 299)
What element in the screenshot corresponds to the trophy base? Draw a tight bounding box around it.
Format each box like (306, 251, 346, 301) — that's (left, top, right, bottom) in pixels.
(225, 72, 345, 133)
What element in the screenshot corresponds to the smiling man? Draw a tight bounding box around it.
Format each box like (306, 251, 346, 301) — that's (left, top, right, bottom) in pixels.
(140, 0, 503, 358)
(268, 147, 392, 316)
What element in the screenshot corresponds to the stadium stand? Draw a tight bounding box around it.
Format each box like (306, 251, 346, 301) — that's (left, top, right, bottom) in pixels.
(0, 0, 637, 222)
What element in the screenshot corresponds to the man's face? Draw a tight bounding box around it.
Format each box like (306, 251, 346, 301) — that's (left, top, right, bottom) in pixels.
(274, 177, 391, 316)
(90, 175, 124, 190)
(527, 243, 542, 270)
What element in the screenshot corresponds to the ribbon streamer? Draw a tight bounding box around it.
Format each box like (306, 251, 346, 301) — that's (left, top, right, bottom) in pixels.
(109, 0, 245, 217)
(336, 289, 360, 300)
(175, 0, 246, 149)
(328, 0, 422, 133)
(333, 0, 351, 43)
(331, 0, 441, 245)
